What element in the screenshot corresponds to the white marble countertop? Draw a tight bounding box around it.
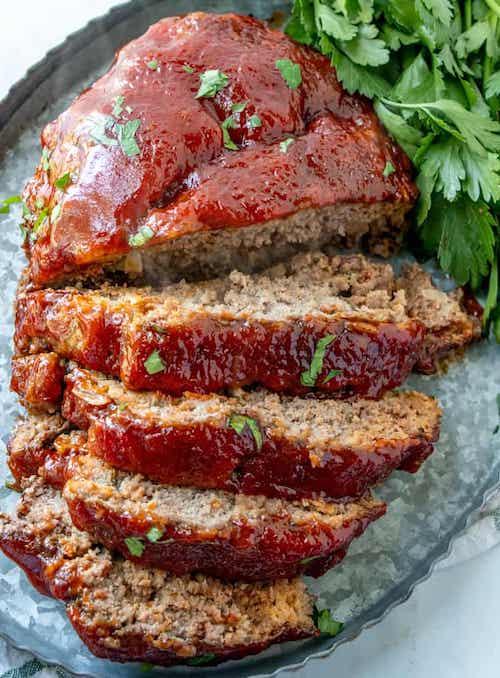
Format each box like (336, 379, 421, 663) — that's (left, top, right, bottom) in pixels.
(0, 2, 497, 677)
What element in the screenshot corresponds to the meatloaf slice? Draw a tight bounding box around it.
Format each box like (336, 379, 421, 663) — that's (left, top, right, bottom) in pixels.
(15, 253, 479, 401)
(0, 479, 316, 665)
(56, 366, 441, 501)
(22, 13, 416, 287)
(62, 452, 385, 580)
(10, 353, 65, 412)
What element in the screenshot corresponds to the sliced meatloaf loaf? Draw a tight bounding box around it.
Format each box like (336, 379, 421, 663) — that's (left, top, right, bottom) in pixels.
(0, 479, 316, 665)
(14, 254, 480, 401)
(22, 13, 416, 288)
(7, 425, 386, 580)
(62, 452, 385, 580)
(54, 367, 440, 501)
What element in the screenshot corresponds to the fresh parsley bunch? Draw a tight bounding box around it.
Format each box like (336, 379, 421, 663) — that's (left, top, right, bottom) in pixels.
(287, 0, 500, 336)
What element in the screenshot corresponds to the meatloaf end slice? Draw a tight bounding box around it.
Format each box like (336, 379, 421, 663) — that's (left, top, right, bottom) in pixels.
(62, 450, 386, 580)
(0, 479, 316, 665)
(22, 13, 416, 287)
(11, 353, 65, 412)
(61, 367, 441, 501)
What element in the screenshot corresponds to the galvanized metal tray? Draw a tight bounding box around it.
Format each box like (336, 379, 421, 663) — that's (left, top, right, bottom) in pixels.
(0, 1, 499, 676)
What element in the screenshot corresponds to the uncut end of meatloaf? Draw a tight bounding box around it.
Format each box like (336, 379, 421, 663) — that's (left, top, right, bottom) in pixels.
(0, 479, 316, 665)
(63, 452, 386, 581)
(7, 412, 70, 488)
(10, 353, 65, 412)
(22, 13, 416, 288)
(60, 366, 440, 500)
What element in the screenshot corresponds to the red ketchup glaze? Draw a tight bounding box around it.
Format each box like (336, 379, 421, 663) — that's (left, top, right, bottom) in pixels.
(22, 13, 416, 286)
(15, 290, 427, 398)
(65, 495, 386, 581)
(10, 353, 64, 410)
(125, 317, 426, 398)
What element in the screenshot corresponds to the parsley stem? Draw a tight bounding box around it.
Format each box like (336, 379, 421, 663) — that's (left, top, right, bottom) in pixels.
(464, 0, 472, 30)
(484, 0, 500, 19)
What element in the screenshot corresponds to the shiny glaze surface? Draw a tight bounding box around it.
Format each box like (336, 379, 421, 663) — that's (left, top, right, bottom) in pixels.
(23, 13, 415, 285)
(10, 353, 64, 410)
(61, 368, 438, 501)
(66, 494, 385, 581)
(15, 289, 426, 398)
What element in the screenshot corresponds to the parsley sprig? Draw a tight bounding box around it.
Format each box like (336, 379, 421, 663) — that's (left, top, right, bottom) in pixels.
(287, 0, 500, 336)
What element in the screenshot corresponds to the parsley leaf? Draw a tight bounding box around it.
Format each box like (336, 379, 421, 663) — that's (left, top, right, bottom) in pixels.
(383, 161, 395, 176)
(125, 537, 144, 557)
(196, 70, 229, 98)
(231, 102, 247, 113)
(88, 114, 118, 147)
(146, 527, 164, 543)
(221, 116, 239, 151)
(144, 350, 165, 375)
(41, 147, 50, 171)
(276, 58, 303, 88)
(340, 24, 390, 67)
(147, 59, 158, 70)
(301, 335, 337, 387)
(299, 555, 321, 566)
(486, 71, 500, 99)
(116, 119, 141, 157)
(313, 607, 344, 637)
(0, 195, 22, 214)
(228, 414, 263, 450)
(280, 138, 295, 153)
(55, 173, 71, 190)
(315, 4, 357, 41)
(128, 225, 154, 248)
(112, 95, 124, 117)
(183, 64, 194, 73)
(248, 114, 262, 128)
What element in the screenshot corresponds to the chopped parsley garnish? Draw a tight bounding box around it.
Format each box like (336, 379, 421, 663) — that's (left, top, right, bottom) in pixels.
(55, 173, 71, 190)
(196, 69, 229, 98)
(89, 115, 118, 147)
(228, 414, 263, 450)
(125, 105, 134, 114)
(41, 147, 50, 171)
(187, 655, 216, 666)
(183, 64, 194, 73)
(313, 606, 344, 637)
(146, 527, 164, 543)
(383, 161, 395, 177)
(128, 225, 154, 248)
(231, 101, 247, 113)
(112, 95, 124, 117)
(221, 116, 239, 151)
(322, 369, 342, 384)
(117, 402, 127, 411)
(299, 555, 321, 566)
(125, 537, 144, 557)
(51, 204, 61, 222)
(280, 138, 294, 153)
(144, 349, 165, 375)
(139, 663, 154, 672)
(0, 195, 22, 214)
(116, 119, 141, 157)
(275, 58, 302, 89)
(30, 207, 50, 240)
(35, 198, 44, 209)
(147, 59, 159, 70)
(301, 335, 337, 387)
(248, 114, 262, 128)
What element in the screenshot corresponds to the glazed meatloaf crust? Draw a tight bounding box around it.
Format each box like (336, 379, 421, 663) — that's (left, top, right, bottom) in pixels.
(22, 13, 416, 287)
(0, 479, 316, 665)
(8, 427, 385, 580)
(13, 254, 481, 402)
(55, 367, 440, 501)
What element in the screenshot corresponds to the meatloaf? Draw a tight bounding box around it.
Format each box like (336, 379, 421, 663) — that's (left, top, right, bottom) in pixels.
(52, 366, 440, 501)
(0, 479, 316, 665)
(21, 13, 416, 288)
(13, 254, 480, 401)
